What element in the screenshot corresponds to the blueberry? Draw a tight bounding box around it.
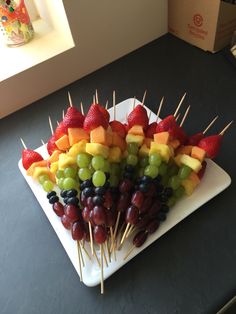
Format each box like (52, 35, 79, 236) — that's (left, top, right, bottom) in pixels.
(159, 193, 169, 203)
(81, 179, 92, 190)
(157, 211, 166, 221)
(83, 187, 94, 198)
(105, 172, 110, 180)
(47, 191, 56, 199)
(64, 197, 69, 204)
(141, 175, 152, 184)
(67, 197, 79, 206)
(67, 189, 78, 198)
(153, 175, 162, 185)
(60, 190, 67, 198)
(156, 184, 164, 195)
(95, 186, 106, 196)
(160, 204, 169, 213)
(93, 195, 104, 206)
(49, 195, 59, 204)
(163, 187, 173, 198)
(123, 172, 133, 180)
(103, 181, 110, 189)
(125, 165, 135, 173)
(139, 183, 149, 193)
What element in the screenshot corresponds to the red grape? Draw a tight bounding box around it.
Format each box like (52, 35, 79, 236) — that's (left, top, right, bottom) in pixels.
(139, 197, 153, 214)
(145, 183, 156, 198)
(131, 191, 144, 209)
(82, 206, 90, 222)
(146, 219, 160, 234)
(93, 225, 107, 244)
(89, 210, 95, 226)
(53, 202, 64, 217)
(92, 206, 106, 226)
(61, 215, 72, 230)
(103, 191, 113, 209)
(135, 215, 151, 229)
(119, 179, 133, 193)
(80, 193, 87, 206)
(64, 204, 81, 222)
(133, 230, 148, 247)
(117, 193, 130, 212)
(86, 196, 94, 210)
(147, 200, 161, 217)
(72, 221, 84, 240)
(126, 206, 139, 225)
(106, 210, 116, 227)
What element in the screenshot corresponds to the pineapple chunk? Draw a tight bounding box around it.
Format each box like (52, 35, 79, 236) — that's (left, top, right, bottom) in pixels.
(181, 179, 195, 196)
(50, 161, 59, 174)
(125, 134, 144, 147)
(180, 154, 202, 173)
(58, 153, 76, 169)
(68, 140, 88, 157)
(32, 167, 56, 182)
(139, 144, 150, 157)
(108, 147, 122, 163)
(149, 142, 171, 162)
(86, 143, 109, 158)
(48, 150, 61, 163)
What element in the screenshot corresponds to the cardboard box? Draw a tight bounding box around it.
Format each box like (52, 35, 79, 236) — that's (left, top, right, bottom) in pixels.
(168, 0, 236, 52)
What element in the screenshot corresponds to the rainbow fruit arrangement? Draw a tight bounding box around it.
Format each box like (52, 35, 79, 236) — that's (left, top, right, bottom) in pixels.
(21, 92, 232, 294)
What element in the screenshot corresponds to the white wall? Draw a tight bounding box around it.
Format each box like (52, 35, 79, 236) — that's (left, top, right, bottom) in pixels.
(0, 0, 167, 118)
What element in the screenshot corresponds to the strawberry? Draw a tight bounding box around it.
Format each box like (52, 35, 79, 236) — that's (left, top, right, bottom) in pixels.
(110, 120, 126, 138)
(124, 123, 129, 133)
(22, 149, 43, 170)
(127, 104, 149, 129)
(186, 132, 204, 146)
(97, 104, 110, 123)
(169, 125, 187, 145)
(146, 122, 157, 138)
(47, 134, 58, 155)
(198, 160, 207, 180)
(83, 104, 109, 132)
(54, 122, 67, 140)
(198, 135, 222, 159)
(63, 107, 84, 129)
(156, 115, 176, 133)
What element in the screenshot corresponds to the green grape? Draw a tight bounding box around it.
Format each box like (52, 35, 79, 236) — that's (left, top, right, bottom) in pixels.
(144, 165, 159, 178)
(102, 160, 111, 173)
(78, 168, 92, 181)
(159, 163, 168, 176)
(120, 159, 127, 170)
(161, 174, 169, 186)
(88, 163, 95, 174)
(56, 170, 64, 179)
(169, 175, 181, 190)
(174, 186, 185, 199)
(58, 178, 64, 189)
(76, 153, 91, 168)
(167, 196, 177, 208)
(64, 167, 77, 178)
(127, 143, 139, 155)
(92, 155, 105, 170)
(127, 154, 138, 166)
(92, 170, 106, 187)
(38, 174, 49, 184)
(63, 177, 77, 190)
(178, 165, 192, 180)
(109, 175, 119, 187)
(110, 163, 120, 176)
(168, 163, 179, 176)
(138, 167, 144, 177)
(140, 156, 149, 168)
(149, 153, 162, 167)
(43, 180, 54, 192)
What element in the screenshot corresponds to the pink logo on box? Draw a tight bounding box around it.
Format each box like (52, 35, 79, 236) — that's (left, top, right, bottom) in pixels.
(193, 14, 203, 27)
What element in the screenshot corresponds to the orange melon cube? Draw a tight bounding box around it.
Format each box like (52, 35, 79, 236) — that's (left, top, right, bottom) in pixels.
(48, 150, 62, 163)
(55, 134, 70, 151)
(177, 145, 193, 156)
(128, 125, 144, 136)
(169, 139, 180, 149)
(189, 171, 201, 186)
(27, 160, 47, 177)
(106, 130, 113, 147)
(144, 138, 152, 148)
(68, 128, 89, 146)
(112, 133, 126, 151)
(153, 132, 170, 144)
(90, 126, 108, 145)
(191, 146, 206, 162)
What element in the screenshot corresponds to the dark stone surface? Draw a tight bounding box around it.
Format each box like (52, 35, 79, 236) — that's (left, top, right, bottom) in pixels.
(0, 34, 236, 314)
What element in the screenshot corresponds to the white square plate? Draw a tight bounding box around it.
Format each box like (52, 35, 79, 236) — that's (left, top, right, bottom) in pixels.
(18, 98, 231, 287)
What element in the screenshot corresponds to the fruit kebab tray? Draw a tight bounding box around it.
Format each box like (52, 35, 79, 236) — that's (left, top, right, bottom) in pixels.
(18, 94, 232, 293)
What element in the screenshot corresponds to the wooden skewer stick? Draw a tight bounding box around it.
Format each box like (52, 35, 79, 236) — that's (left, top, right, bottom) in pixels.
(113, 90, 116, 120)
(156, 96, 164, 121)
(173, 92, 187, 117)
(123, 245, 135, 261)
(105, 240, 111, 263)
(20, 138, 27, 149)
(219, 120, 233, 136)
(62, 110, 65, 119)
(133, 96, 136, 110)
(120, 223, 131, 245)
(111, 211, 121, 251)
(80, 102, 84, 115)
(93, 248, 101, 267)
(77, 241, 83, 282)
(105, 100, 108, 110)
(48, 116, 54, 135)
(56, 121, 59, 126)
(103, 247, 108, 267)
(88, 222, 94, 256)
(126, 225, 135, 239)
(100, 244, 104, 294)
(93, 95, 95, 104)
(175, 113, 181, 122)
(68, 91, 73, 107)
(82, 242, 91, 261)
(148, 110, 152, 121)
(180, 105, 191, 127)
(95, 89, 99, 104)
(203, 115, 218, 134)
(78, 241, 85, 267)
(141, 90, 147, 106)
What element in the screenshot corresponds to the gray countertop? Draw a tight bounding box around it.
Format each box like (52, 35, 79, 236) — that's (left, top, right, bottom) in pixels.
(0, 34, 236, 314)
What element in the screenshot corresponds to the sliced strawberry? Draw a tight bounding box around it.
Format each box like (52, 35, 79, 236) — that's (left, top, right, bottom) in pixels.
(127, 104, 149, 130)
(198, 135, 222, 159)
(83, 104, 109, 132)
(156, 115, 176, 133)
(198, 160, 207, 180)
(47, 134, 58, 156)
(63, 107, 84, 129)
(97, 104, 110, 123)
(110, 120, 126, 138)
(22, 149, 43, 170)
(169, 125, 187, 145)
(146, 122, 157, 138)
(54, 122, 67, 140)
(187, 132, 204, 146)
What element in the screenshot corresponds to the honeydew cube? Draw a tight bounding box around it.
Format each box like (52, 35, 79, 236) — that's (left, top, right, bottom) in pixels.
(149, 142, 171, 162)
(108, 147, 122, 163)
(58, 153, 76, 169)
(55, 134, 70, 151)
(153, 132, 170, 144)
(126, 133, 144, 147)
(86, 143, 109, 158)
(68, 128, 89, 146)
(128, 125, 144, 136)
(68, 140, 88, 157)
(139, 144, 150, 157)
(191, 146, 206, 163)
(179, 154, 202, 173)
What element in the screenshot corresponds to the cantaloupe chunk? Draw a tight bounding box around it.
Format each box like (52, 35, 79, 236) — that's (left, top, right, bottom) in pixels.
(177, 145, 193, 156)
(169, 139, 180, 149)
(126, 134, 144, 147)
(180, 154, 202, 173)
(108, 147, 122, 163)
(90, 126, 107, 145)
(68, 140, 88, 157)
(27, 160, 47, 177)
(139, 144, 150, 157)
(32, 167, 56, 182)
(191, 146, 206, 162)
(55, 134, 70, 151)
(189, 171, 201, 186)
(181, 179, 196, 196)
(144, 138, 152, 148)
(112, 133, 126, 151)
(86, 143, 109, 158)
(153, 132, 170, 144)
(58, 153, 76, 169)
(106, 129, 113, 146)
(68, 128, 89, 146)
(48, 150, 62, 163)
(128, 125, 144, 136)
(174, 154, 183, 167)
(149, 142, 171, 162)
(122, 150, 128, 159)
